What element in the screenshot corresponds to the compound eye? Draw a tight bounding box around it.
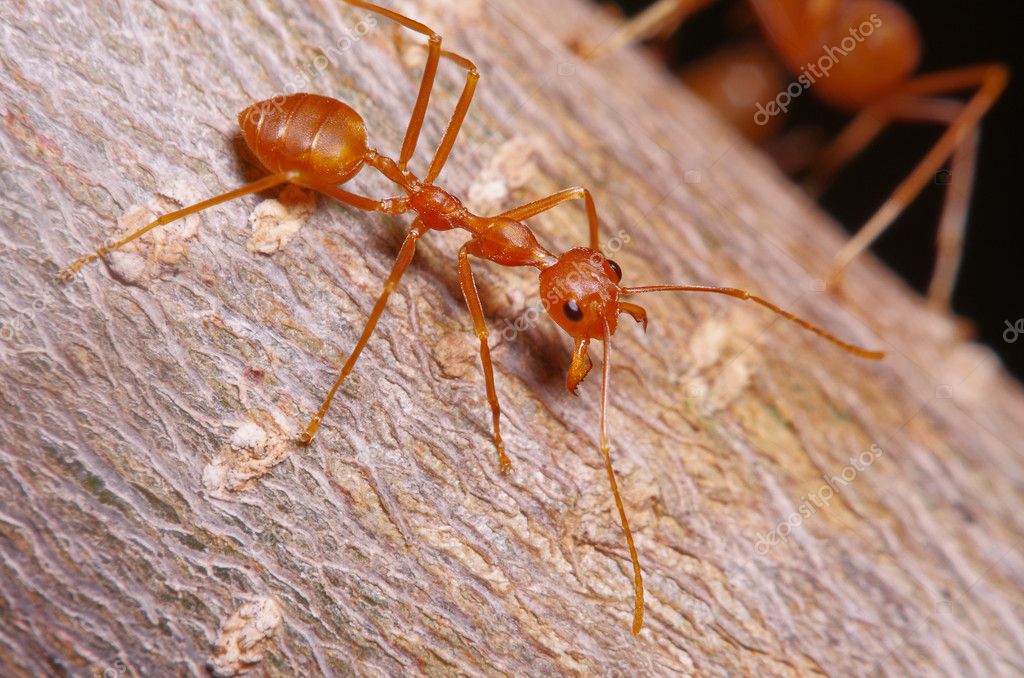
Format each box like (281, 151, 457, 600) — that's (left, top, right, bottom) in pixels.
(607, 259, 622, 282)
(563, 299, 584, 322)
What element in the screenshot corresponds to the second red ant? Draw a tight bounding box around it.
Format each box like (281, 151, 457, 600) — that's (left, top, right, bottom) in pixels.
(60, 0, 883, 635)
(582, 0, 1007, 311)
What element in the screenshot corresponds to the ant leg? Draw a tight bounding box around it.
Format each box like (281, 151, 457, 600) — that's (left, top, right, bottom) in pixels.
(425, 50, 480, 184)
(583, 0, 714, 59)
(928, 125, 978, 309)
(386, 28, 482, 182)
(457, 245, 512, 473)
(598, 319, 644, 635)
(827, 64, 1007, 290)
(499, 187, 601, 251)
(804, 103, 893, 199)
(301, 219, 429, 443)
(315, 183, 410, 215)
(59, 171, 297, 281)
(805, 96, 980, 310)
(805, 97, 963, 198)
(343, 0, 441, 170)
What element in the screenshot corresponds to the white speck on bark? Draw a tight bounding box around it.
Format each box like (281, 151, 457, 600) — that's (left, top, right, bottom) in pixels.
(230, 421, 269, 449)
(208, 597, 283, 677)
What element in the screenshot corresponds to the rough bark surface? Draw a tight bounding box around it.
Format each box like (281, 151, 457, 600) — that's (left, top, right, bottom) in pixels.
(1, 0, 1022, 676)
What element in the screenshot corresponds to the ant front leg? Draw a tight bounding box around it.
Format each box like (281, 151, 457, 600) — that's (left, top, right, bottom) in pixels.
(343, 0, 442, 170)
(301, 219, 429, 443)
(823, 64, 1007, 306)
(457, 244, 512, 473)
(499, 187, 602, 251)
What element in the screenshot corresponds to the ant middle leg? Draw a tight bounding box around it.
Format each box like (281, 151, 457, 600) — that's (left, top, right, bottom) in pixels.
(314, 183, 411, 215)
(301, 219, 429, 443)
(499, 187, 601, 251)
(458, 245, 511, 472)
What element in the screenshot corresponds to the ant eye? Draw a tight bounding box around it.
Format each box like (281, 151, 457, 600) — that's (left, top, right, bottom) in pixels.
(563, 299, 583, 322)
(607, 259, 622, 282)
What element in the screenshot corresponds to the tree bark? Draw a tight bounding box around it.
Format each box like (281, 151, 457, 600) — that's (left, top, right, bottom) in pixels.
(2, 0, 1022, 676)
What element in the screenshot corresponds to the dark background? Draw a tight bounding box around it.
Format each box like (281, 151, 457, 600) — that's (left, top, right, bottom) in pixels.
(610, 0, 1023, 379)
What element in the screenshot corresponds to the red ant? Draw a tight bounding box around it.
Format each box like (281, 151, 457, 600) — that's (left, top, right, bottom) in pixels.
(60, 0, 883, 635)
(583, 0, 1008, 311)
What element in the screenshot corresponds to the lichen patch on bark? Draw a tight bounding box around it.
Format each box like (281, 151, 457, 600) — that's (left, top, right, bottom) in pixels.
(246, 185, 317, 255)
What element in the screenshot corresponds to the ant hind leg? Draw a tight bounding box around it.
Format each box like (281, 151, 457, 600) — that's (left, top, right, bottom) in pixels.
(928, 125, 978, 310)
(301, 219, 429, 443)
(59, 171, 297, 281)
(343, 1, 442, 169)
(424, 49, 480, 184)
(344, 2, 481, 182)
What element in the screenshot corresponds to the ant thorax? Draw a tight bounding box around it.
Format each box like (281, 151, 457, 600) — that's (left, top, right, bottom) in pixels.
(407, 185, 470, 231)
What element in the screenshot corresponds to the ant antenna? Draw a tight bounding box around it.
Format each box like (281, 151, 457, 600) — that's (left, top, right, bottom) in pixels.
(622, 285, 884, 360)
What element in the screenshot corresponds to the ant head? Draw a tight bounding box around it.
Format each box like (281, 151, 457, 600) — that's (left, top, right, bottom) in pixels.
(540, 247, 624, 341)
(539, 247, 648, 393)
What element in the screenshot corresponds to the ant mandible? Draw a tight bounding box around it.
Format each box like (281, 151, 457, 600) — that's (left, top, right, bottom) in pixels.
(60, 0, 884, 635)
(584, 0, 1008, 311)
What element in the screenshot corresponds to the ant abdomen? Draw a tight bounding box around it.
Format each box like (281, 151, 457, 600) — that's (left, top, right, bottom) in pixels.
(238, 93, 369, 184)
(790, 1, 921, 109)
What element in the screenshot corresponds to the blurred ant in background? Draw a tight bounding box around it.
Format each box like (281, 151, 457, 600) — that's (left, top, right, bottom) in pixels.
(577, 0, 1008, 314)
